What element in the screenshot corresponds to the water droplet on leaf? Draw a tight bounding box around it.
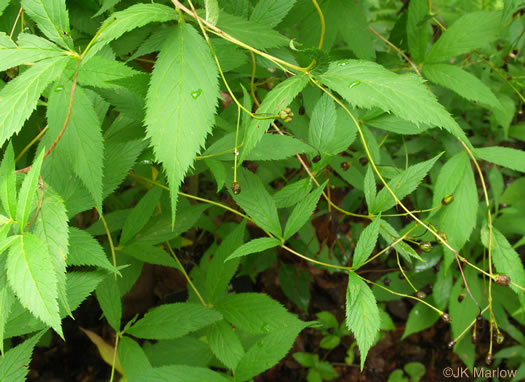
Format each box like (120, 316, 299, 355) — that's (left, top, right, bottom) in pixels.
(348, 80, 360, 89)
(191, 89, 202, 99)
(54, 85, 64, 92)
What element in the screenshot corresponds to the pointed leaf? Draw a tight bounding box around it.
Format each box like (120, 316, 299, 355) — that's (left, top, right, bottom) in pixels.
(0, 331, 44, 381)
(207, 320, 245, 370)
(118, 336, 152, 378)
(225, 237, 281, 261)
(364, 165, 376, 212)
(7, 233, 62, 337)
(246, 134, 315, 161)
(134, 365, 230, 382)
(335, 0, 374, 60)
(379, 221, 422, 263)
(345, 272, 380, 370)
(407, 0, 429, 63)
(250, 0, 295, 28)
(16, 149, 45, 230)
(120, 187, 162, 245)
(145, 23, 219, 225)
(274, 178, 312, 208)
(0, 143, 17, 219)
(309, 94, 336, 154)
(477, 146, 525, 173)
(67, 227, 115, 271)
(0, 276, 14, 354)
(95, 275, 122, 332)
(352, 217, 381, 268)
(284, 181, 327, 240)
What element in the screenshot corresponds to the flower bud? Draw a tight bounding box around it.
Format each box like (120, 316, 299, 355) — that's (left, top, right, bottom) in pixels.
(495, 274, 511, 286)
(419, 241, 433, 253)
(442, 194, 454, 205)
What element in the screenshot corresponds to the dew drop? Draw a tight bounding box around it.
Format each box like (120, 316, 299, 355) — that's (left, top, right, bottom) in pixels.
(348, 80, 360, 89)
(262, 323, 271, 333)
(54, 85, 64, 92)
(191, 89, 202, 99)
(337, 60, 348, 66)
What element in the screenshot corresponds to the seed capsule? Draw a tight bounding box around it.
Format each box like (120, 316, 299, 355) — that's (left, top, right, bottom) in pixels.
(495, 274, 511, 286)
(437, 231, 448, 243)
(441, 313, 452, 323)
(442, 194, 454, 205)
(496, 332, 504, 344)
(419, 241, 433, 253)
(448, 340, 456, 349)
(383, 277, 391, 286)
(416, 290, 427, 299)
(312, 155, 321, 163)
(231, 181, 241, 195)
(457, 292, 465, 303)
(340, 161, 350, 171)
(485, 353, 493, 365)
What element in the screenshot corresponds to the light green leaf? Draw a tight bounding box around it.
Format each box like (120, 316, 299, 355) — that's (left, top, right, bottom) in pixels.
(240, 74, 309, 161)
(309, 94, 336, 154)
(353, 217, 381, 268)
(274, 178, 312, 209)
(319, 60, 466, 141)
(96, 275, 121, 332)
(425, 11, 502, 63)
(77, 56, 142, 89)
(335, 0, 375, 60)
(205, 0, 219, 25)
(67, 227, 115, 272)
(373, 153, 442, 213)
(16, 149, 45, 230)
(21, 0, 73, 49)
(133, 365, 230, 382)
(0, 331, 45, 381)
(120, 187, 162, 245)
(33, 185, 70, 315)
(45, 82, 104, 209)
(84, 3, 178, 61)
(94, 0, 121, 17)
(0, 285, 14, 354)
(0, 55, 70, 147)
(118, 336, 152, 378)
(423, 64, 501, 110)
(407, 0, 429, 63)
(0, 143, 17, 219)
(215, 293, 304, 334)
(0, 32, 64, 72)
(7, 233, 62, 337)
(226, 237, 281, 261)
(345, 272, 380, 370)
(477, 146, 525, 173)
(127, 303, 223, 340)
(120, 244, 177, 268)
(207, 320, 245, 370)
(284, 181, 327, 240)
(379, 221, 421, 263)
(205, 159, 226, 192)
(246, 134, 315, 161)
(364, 165, 376, 212)
(0, 0, 9, 16)
(402, 301, 439, 339)
(231, 169, 282, 237)
(218, 11, 289, 50)
(250, 0, 296, 28)
(145, 23, 218, 225)
(365, 114, 432, 135)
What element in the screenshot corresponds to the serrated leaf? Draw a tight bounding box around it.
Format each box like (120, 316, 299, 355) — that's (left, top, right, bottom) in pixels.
(423, 64, 501, 110)
(0, 32, 64, 72)
(94, 0, 121, 18)
(21, 0, 73, 49)
(231, 169, 282, 237)
(274, 178, 312, 208)
(0, 143, 17, 219)
(335, 0, 375, 60)
(207, 320, 245, 370)
(133, 365, 230, 382)
(204, 159, 226, 192)
(120, 244, 177, 268)
(250, 0, 296, 28)
(127, 303, 222, 340)
(145, 23, 219, 225)
(0, 55, 70, 147)
(402, 300, 439, 339)
(7, 233, 62, 337)
(425, 11, 502, 63)
(352, 217, 381, 268)
(365, 114, 433, 135)
(241, 74, 309, 161)
(215, 293, 303, 334)
(226, 237, 280, 262)
(120, 187, 162, 245)
(77, 55, 142, 89)
(477, 146, 525, 173)
(119, 336, 152, 378)
(95, 275, 121, 332)
(0, 285, 14, 354)
(345, 272, 380, 370)
(364, 165, 375, 212)
(33, 185, 70, 315)
(67, 227, 115, 272)
(284, 181, 327, 240)
(372, 153, 442, 213)
(0, 0, 9, 16)
(0, 331, 44, 381)
(407, 0, 429, 63)
(83, 3, 178, 61)
(318, 60, 467, 141)
(246, 134, 315, 161)
(309, 94, 336, 154)
(16, 149, 45, 230)
(379, 221, 421, 263)
(205, 0, 219, 24)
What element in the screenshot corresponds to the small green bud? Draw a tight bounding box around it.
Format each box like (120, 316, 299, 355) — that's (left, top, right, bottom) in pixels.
(442, 194, 454, 205)
(496, 332, 504, 344)
(419, 241, 433, 253)
(416, 290, 427, 299)
(441, 313, 452, 323)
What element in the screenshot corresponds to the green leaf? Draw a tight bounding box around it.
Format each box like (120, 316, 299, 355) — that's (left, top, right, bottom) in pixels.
(77, 56, 142, 89)
(0, 0, 9, 16)
(0, 55, 70, 147)
(274, 178, 312, 208)
(402, 301, 439, 339)
(96, 275, 121, 332)
(83, 3, 178, 61)
(0, 331, 44, 381)
(352, 217, 381, 268)
(133, 365, 230, 382)
(231, 169, 282, 237)
(284, 181, 327, 240)
(127, 303, 223, 340)
(145, 23, 218, 225)
(205, 0, 219, 24)
(120, 187, 162, 245)
(423, 64, 501, 110)
(406, 0, 429, 63)
(45, 82, 104, 210)
(246, 134, 315, 161)
(16, 149, 45, 230)
(250, 0, 296, 28)
(121, 244, 177, 268)
(218, 12, 289, 50)
(335, 0, 375, 60)
(365, 114, 432, 135)
(21, 0, 73, 49)
(345, 272, 380, 370)
(207, 320, 245, 370)
(67, 227, 115, 272)
(424, 11, 502, 63)
(0, 143, 17, 219)
(364, 165, 376, 212)
(118, 336, 152, 378)
(240, 74, 309, 162)
(0, 32, 65, 72)
(226, 237, 281, 261)
(7, 233, 62, 337)
(319, 60, 466, 140)
(309, 94, 336, 154)
(94, 0, 122, 18)
(379, 221, 422, 263)
(372, 153, 442, 213)
(0, 284, 14, 354)
(216, 293, 304, 334)
(204, 159, 226, 192)
(476, 146, 525, 173)
(33, 185, 70, 315)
